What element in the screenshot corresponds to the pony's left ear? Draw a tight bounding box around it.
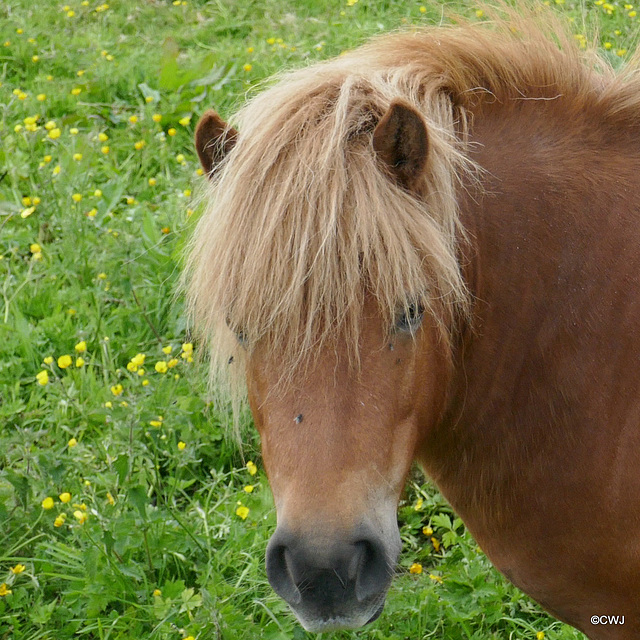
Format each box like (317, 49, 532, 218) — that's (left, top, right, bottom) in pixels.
(195, 110, 238, 179)
(372, 100, 428, 190)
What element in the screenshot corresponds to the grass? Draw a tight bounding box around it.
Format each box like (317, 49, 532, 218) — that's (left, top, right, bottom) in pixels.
(0, 0, 637, 638)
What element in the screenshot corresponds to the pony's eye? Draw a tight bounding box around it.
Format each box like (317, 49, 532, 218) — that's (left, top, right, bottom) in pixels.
(395, 302, 424, 333)
(235, 328, 247, 346)
(225, 317, 248, 346)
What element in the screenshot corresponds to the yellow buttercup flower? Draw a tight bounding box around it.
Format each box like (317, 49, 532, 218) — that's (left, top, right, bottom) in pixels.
(98, 132, 109, 142)
(73, 510, 88, 524)
(10, 564, 26, 574)
(155, 361, 168, 373)
(48, 128, 61, 139)
(43, 356, 54, 364)
(59, 492, 71, 503)
(36, 370, 49, 385)
(68, 437, 77, 447)
(130, 353, 146, 366)
(246, 461, 257, 475)
(152, 113, 162, 122)
(177, 441, 186, 450)
(179, 116, 191, 126)
(111, 384, 123, 396)
(54, 514, 66, 527)
(409, 562, 422, 574)
(58, 355, 72, 369)
(75, 357, 85, 367)
(41, 497, 55, 509)
(168, 127, 176, 136)
(72, 193, 83, 203)
(236, 505, 249, 520)
(75, 341, 87, 352)
(0, 584, 12, 596)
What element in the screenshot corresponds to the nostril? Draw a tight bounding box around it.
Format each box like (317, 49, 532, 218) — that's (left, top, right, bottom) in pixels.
(266, 541, 301, 605)
(354, 538, 389, 602)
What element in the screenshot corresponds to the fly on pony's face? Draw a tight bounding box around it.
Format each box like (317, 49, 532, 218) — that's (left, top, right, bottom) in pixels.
(185, 9, 640, 639)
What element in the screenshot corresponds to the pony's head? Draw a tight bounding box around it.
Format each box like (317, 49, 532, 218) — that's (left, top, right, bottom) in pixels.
(185, 33, 476, 631)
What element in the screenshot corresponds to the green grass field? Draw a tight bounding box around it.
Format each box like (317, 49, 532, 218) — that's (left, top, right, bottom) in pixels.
(1, 0, 636, 638)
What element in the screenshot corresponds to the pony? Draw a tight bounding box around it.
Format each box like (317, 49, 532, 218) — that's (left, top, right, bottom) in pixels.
(184, 8, 640, 639)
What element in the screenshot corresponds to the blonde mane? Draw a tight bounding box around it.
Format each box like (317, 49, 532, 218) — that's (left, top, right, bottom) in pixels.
(184, 7, 640, 404)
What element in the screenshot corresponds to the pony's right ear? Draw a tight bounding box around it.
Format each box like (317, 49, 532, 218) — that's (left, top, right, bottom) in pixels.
(194, 110, 238, 179)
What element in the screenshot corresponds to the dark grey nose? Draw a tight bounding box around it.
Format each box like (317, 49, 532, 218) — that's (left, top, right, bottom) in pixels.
(265, 526, 394, 628)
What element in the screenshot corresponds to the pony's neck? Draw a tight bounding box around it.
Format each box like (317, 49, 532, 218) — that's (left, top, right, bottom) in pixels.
(421, 97, 640, 525)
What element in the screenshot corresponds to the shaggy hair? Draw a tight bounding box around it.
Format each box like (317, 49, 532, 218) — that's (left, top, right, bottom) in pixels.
(183, 5, 639, 406)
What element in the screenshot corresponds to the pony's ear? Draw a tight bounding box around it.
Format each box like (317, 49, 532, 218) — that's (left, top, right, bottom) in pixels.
(372, 100, 428, 189)
(195, 110, 238, 178)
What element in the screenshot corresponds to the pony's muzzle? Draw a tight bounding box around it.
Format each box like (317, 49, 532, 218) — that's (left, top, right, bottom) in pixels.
(266, 525, 397, 631)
